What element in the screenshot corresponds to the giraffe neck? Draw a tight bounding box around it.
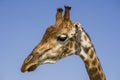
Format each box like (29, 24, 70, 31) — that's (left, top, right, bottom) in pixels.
(75, 24, 106, 80)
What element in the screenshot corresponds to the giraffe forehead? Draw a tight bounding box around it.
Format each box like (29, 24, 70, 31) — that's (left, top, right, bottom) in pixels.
(41, 26, 57, 40)
(59, 25, 75, 35)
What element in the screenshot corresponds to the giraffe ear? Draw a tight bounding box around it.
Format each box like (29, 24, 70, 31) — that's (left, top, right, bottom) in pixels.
(75, 24, 79, 30)
(73, 22, 83, 42)
(74, 22, 82, 31)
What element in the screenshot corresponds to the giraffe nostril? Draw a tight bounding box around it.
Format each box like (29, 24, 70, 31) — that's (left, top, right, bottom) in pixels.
(24, 55, 33, 63)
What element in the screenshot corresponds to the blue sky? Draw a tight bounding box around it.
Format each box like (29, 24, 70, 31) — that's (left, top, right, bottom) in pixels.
(0, 0, 120, 80)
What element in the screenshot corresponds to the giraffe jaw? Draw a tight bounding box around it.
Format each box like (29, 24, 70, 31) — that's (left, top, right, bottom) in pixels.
(21, 51, 59, 72)
(21, 59, 57, 72)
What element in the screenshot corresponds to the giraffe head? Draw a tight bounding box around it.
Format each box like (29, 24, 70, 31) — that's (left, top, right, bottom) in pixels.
(21, 5, 81, 72)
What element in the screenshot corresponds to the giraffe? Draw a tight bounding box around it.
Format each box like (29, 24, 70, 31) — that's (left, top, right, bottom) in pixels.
(21, 5, 106, 80)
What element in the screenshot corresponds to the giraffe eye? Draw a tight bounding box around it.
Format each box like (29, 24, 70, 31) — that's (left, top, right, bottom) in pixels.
(57, 34, 67, 42)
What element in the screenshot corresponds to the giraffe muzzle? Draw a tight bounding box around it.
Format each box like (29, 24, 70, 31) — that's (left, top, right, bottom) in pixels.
(21, 62, 38, 72)
(21, 52, 40, 72)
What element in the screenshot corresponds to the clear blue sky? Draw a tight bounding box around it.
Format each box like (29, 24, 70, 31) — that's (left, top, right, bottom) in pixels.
(0, 0, 120, 80)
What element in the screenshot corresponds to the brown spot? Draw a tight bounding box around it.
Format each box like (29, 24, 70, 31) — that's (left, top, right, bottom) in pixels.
(88, 67, 98, 76)
(84, 60, 90, 67)
(82, 28, 92, 41)
(92, 58, 97, 66)
(96, 57, 103, 71)
(93, 72, 102, 80)
(66, 42, 70, 47)
(83, 47, 89, 54)
(80, 54, 85, 60)
(89, 49, 94, 59)
(70, 37, 75, 41)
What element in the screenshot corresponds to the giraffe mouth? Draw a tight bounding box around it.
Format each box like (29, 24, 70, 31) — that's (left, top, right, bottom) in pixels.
(21, 63, 38, 72)
(27, 64, 38, 72)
